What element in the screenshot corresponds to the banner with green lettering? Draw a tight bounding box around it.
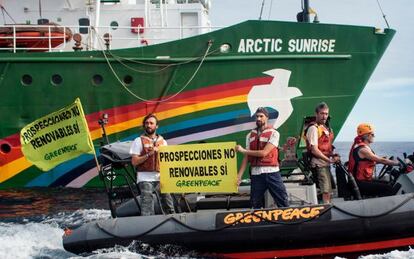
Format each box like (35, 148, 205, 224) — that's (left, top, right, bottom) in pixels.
(159, 142, 237, 193)
(20, 98, 94, 171)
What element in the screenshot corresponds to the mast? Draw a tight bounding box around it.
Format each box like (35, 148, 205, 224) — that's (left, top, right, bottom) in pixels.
(303, 0, 310, 22)
(93, 0, 101, 49)
(144, 0, 148, 27)
(160, 0, 164, 27)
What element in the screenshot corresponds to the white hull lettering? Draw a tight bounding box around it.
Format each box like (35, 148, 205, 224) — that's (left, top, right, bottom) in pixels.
(238, 38, 336, 53)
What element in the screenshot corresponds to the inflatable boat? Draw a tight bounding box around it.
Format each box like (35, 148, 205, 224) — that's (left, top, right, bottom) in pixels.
(63, 193, 414, 258)
(63, 140, 414, 258)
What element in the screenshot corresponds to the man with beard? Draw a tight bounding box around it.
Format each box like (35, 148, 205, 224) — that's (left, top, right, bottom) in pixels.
(236, 107, 289, 208)
(129, 113, 175, 216)
(305, 102, 339, 204)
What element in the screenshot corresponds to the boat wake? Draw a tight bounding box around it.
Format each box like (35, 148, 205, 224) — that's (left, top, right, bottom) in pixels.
(42, 208, 112, 229)
(359, 249, 414, 259)
(0, 221, 70, 259)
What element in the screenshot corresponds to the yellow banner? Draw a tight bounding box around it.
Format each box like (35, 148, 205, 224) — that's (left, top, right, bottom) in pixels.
(20, 98, 94, 171)
(159, 142, 237, 193)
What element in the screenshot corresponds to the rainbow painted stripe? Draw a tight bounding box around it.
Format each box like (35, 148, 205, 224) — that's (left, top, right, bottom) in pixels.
(0, 76, 274, 187)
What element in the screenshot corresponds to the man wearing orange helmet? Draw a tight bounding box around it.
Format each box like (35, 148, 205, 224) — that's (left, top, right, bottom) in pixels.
(347, 123, 400, 196)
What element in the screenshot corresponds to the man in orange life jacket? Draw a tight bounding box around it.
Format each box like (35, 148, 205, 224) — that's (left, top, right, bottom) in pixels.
(347, 123, 400, 197)
(129, 113, 175, 216)
(305, 102, 339, 204)
(236, 107, 289, 208)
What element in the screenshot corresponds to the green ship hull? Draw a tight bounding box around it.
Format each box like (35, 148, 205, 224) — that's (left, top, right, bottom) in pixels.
(0, 20, 395, 188)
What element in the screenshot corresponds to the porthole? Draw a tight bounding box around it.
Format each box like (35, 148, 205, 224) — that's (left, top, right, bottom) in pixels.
(51, 74, 63, 86)
(123, 75, 133, 85)
(110, 21, 119, 30)
(220, 43, 231, 53)
(92, 74, 103, 85)
(0, 143, 11, 154)
(21, 74, 33, 86)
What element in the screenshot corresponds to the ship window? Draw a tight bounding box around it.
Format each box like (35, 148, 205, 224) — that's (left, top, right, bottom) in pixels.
(79, 18, 90, 34)
(51, 74, 63, 86)
(123, 75, 133, 85)
(92, 74, 103, 85)
(110, 21, 119, 30)
(21, 74, 33, 86)
(0, 143, 11, 154)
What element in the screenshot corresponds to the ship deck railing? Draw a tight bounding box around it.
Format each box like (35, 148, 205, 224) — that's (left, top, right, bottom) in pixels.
(0, 24, 223, 53)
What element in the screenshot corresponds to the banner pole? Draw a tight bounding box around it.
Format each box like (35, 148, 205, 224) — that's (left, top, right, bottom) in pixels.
(91, 145, 101, 172)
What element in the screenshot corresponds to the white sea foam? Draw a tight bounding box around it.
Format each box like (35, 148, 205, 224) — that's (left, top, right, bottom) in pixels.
(0, 221, 70, 259)
(358, 248, 414, 258)
(0, 209, 186, 258)
(0, 220, 149, 259)
(42, 208, 111, 227)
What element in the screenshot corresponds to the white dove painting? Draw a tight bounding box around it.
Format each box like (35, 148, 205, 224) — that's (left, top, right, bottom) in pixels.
(247, 68, 303, 129)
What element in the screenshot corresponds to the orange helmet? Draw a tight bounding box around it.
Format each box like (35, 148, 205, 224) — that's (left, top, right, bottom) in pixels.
(357, 123, 374, 136)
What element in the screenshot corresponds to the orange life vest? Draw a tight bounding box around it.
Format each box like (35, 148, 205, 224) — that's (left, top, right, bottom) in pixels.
(348, 141, 376, 181)
(305, 122, 334, 157)
(137, 134, 165, 172)
(248, 126, 279, 167)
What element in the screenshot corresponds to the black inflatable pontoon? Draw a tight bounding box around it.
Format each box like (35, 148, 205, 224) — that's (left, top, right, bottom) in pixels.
(63, 193, 414, 258)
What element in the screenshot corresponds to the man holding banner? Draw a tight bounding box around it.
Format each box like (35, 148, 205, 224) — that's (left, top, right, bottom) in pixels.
(129, 113, 175, 216)
(236, 107, 289, 209)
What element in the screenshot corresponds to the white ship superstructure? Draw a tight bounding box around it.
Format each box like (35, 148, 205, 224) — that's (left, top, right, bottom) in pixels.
(0, 0, 212, 51)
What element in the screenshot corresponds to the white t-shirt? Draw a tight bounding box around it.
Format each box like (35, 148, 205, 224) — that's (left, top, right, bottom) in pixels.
(129, 136, 168, 182)
(245, 129, 280, 175)
(306, 125, 330, 167)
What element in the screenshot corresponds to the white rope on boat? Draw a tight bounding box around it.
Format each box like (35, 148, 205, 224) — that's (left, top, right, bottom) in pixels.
(106, 47, 219, 74)
(97, 32, 213, 103)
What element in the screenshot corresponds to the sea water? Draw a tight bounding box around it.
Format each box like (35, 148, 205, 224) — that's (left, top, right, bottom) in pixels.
(1, 142, 414, 259)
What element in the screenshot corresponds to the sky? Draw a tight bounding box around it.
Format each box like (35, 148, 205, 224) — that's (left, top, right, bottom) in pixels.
(209, 0, 414, 141)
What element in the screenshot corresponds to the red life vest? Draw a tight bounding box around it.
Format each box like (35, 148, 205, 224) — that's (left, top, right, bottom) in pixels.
(305, 122, 334, 157)
(137, 134, 165, 172)
(348, 141, 376, 181)
(248, 126, 279, 167)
